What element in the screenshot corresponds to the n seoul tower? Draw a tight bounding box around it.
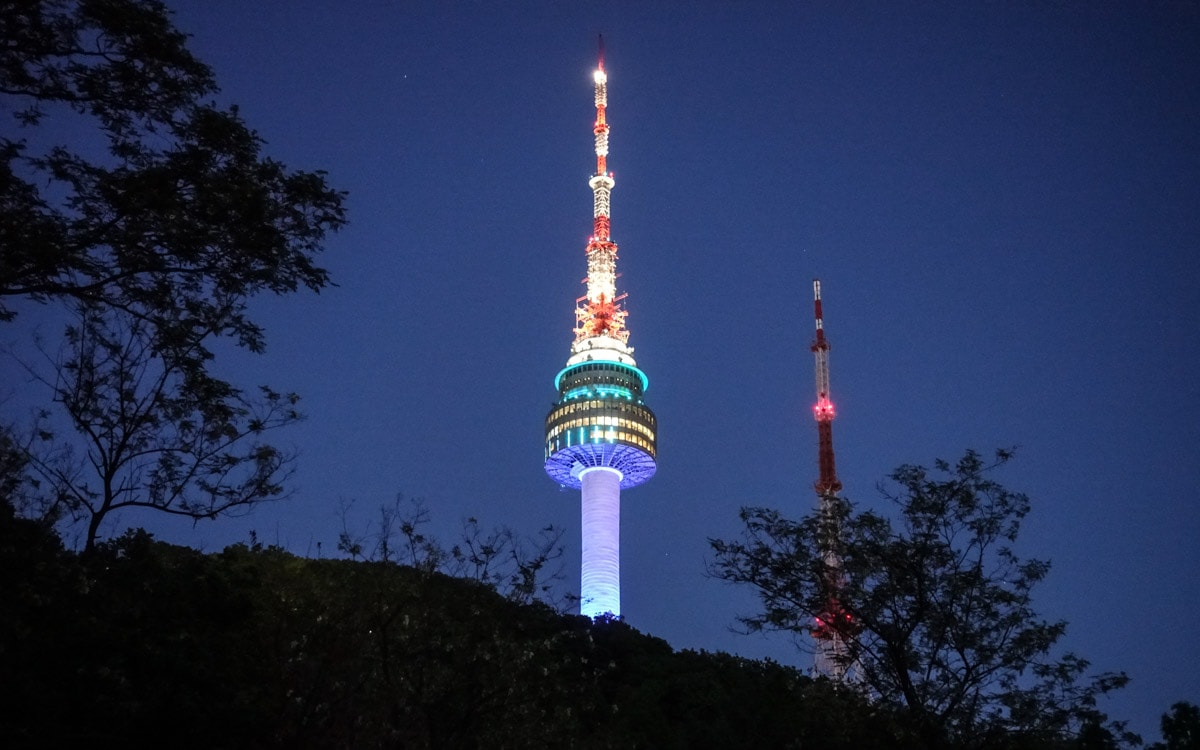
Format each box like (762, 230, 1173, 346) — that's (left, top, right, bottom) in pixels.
(810, 279, 854, 680)
(544, 40, 657, 619)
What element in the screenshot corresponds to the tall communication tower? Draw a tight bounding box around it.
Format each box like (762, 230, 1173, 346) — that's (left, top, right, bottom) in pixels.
(543, 41, 657, 619)
(810, 279, 853, 680)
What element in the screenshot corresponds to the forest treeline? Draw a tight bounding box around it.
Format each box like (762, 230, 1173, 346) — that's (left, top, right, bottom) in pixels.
(2, 506, 905, 749)
(5, 506, 1195, 749)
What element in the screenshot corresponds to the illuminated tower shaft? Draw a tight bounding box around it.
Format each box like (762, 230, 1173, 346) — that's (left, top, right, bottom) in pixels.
(811, 279, 851, 680)
(544, 42, 657, 619)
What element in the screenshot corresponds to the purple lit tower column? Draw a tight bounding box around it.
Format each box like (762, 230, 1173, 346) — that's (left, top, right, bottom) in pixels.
(543, 42, 657, 619)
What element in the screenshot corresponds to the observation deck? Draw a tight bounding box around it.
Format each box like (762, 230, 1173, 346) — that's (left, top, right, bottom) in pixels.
(544, 360, 657, 489)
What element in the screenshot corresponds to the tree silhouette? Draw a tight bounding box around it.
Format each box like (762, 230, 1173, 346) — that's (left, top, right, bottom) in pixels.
(1149, 702, 1200, 750)
(711, 449, 1131, 749)
(1, 0, 345, 344)
(18, 304, 302, 550)
(1, 0, 344, 542)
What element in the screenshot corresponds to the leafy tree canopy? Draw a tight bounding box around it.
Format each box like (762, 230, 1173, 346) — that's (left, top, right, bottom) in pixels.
(710, 449, 1132, 750)
(0, 515, 905, 750)
(1, 0, 345, 545)
(17, 305, 303, 550)
(0, 0, 346, 351)
(1149, 702, 1200, 750)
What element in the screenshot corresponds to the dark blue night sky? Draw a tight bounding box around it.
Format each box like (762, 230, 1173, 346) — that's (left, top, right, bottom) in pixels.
(6, 1, 1197, 740)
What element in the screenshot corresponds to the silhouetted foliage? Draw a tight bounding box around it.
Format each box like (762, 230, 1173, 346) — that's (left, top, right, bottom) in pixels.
(16, 304, 303, 550)
(2, 512, 924, 749)
(1149, 702, 1200, 750)
(337, 493, 570, 606)
(1, 0, 344, 545)
(710, 449, 1132, 750)
(0, 0, 345, 340)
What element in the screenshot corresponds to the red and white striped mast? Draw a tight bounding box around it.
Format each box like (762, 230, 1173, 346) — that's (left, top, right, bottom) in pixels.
(811, 279, 853, 681)
(812, 279, 841, 497)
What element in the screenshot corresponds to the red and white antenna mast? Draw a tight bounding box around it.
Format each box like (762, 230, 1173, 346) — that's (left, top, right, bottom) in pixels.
(812, 279, 841, 496)
(811, 279, 853, 681)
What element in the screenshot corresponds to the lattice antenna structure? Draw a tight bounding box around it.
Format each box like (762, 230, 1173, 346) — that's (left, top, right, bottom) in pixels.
(543, 40, 658, 619)
(812, 279, 841, 496)
(810, 279, 855, 681)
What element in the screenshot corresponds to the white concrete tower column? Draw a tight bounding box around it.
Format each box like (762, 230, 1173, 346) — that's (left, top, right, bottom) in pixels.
(579, 466, 622, 617)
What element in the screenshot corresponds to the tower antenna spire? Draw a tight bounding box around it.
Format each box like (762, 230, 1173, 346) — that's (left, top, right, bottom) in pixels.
(544, 45, 658, 620)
